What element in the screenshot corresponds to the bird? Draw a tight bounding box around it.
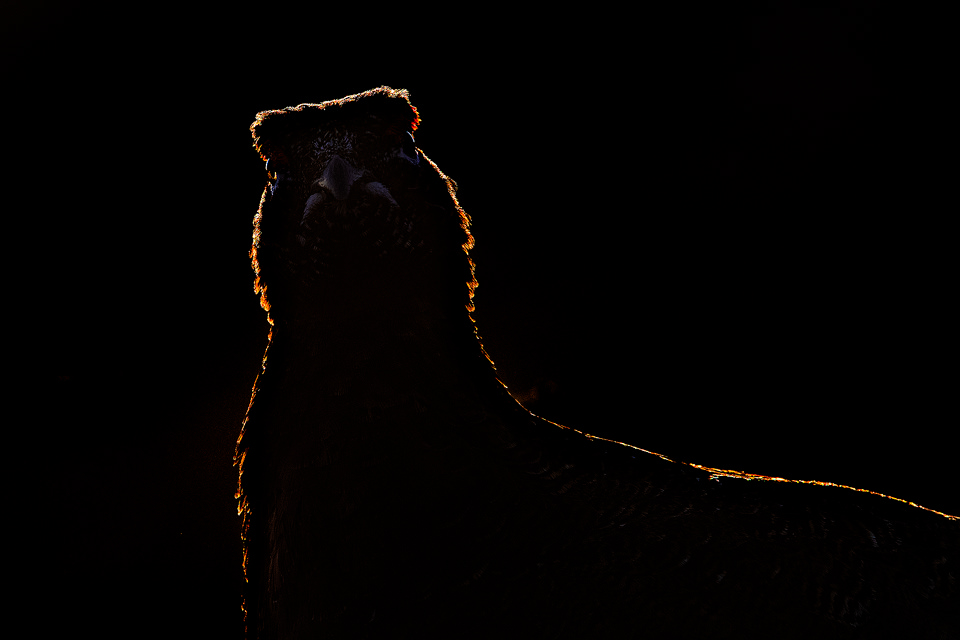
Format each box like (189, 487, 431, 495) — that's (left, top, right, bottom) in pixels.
(234, 86, 958, 639)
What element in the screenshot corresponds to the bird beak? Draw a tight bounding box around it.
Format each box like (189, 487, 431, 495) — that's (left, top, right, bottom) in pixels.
(314, 155, 362, 201)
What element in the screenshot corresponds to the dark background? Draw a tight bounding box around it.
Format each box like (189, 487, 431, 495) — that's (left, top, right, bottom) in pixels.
(9, 3, 952, 637)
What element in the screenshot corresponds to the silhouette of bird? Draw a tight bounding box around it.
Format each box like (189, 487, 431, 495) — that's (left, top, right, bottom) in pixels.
(235, 87, 958, 639)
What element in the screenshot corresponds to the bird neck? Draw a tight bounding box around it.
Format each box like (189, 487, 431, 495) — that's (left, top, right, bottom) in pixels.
(268, 269, 488, 408)
(255, 282, 507, 499)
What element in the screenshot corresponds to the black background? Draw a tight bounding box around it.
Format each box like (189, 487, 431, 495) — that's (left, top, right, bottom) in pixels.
(9, 3, 952, 637)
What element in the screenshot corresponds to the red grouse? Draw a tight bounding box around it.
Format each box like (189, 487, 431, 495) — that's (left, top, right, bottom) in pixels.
(235, 87, 958, 639)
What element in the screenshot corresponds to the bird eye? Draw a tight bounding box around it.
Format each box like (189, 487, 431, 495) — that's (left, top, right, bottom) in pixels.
(400, 131, 419, 165)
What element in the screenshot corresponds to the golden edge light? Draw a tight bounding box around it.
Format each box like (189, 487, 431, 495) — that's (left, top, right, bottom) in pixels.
(522, 405, 959, 521)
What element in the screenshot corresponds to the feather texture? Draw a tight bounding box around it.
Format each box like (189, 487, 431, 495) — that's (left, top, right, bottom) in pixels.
(235, 87, 958, 639)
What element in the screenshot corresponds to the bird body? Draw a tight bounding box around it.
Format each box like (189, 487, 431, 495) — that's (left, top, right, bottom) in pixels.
(236, 87, 958, 639)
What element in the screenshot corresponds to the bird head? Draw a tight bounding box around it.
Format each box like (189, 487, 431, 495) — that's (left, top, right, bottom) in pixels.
(248, 86, 476, 331)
